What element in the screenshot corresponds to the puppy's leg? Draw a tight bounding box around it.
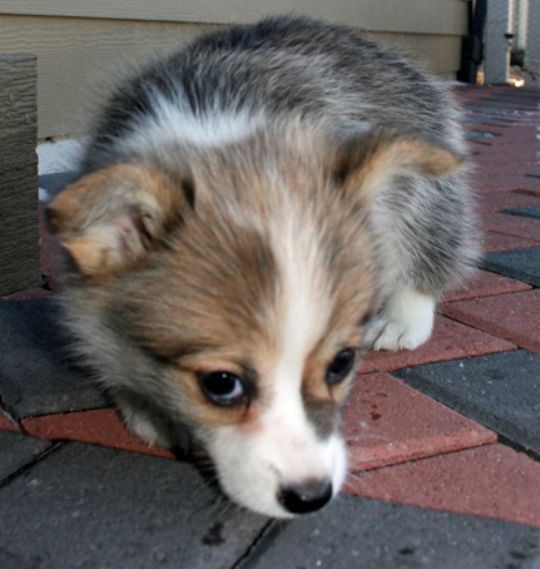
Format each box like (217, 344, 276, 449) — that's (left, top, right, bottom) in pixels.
(366, 287, 435, 352)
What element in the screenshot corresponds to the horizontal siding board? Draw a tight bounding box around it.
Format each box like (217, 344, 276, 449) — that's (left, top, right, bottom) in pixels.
(0, 16, 212, 138)
(0, 0, 468, 35)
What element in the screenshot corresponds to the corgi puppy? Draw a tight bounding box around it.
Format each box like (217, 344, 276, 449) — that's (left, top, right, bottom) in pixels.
(47, 16, 479, 518)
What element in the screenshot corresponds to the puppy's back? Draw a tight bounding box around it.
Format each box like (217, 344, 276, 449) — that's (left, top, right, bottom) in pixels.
(81, 16, 462, 173)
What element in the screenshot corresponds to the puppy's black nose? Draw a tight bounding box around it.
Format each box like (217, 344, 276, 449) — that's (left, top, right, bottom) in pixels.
(277, 479, 333, 514)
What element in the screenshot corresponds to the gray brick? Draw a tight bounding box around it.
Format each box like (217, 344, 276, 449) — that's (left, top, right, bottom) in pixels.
(503, 205, 540, 220)
(481, 246, 540, 287)
(395, 351, 540, 455)
(0, 442, 267, 569)
(0, 431, 50, 483)
(0, 298, 109, 418)
(241, 495, 540, 569)
(38, 171, 77, 202)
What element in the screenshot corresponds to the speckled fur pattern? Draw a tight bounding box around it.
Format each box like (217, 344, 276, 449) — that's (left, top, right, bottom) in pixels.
(49, 16, 480, 518)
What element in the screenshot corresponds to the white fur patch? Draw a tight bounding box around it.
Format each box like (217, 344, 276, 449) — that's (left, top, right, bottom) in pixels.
(272, 208, 329, 392)
(367, 287, 435, 351)
(117, 92, 263, 154)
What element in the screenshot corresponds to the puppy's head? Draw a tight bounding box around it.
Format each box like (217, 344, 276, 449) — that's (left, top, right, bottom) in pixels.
(47, 128, 461, 517)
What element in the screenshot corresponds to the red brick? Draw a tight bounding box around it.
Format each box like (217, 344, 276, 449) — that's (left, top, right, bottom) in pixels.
(492, 225, 540, 243)
(22, 409, 175, 460)
(476, 190, 540, 213)
(344, 373, 496, 471)
(444, 289, 540, 353)
(474, 149, 539, 161)
(482, 212, 540, 231)
(516, 187, 540, 199)
(477, 133, 539, 145)
(482, 230, 539, 252)
(345, 444, 540, 527)
(471, 163, 536, 179)
(443, 269, 531, 302)
(465, 124, 506, 135)
(0, 413, 18, 432)
(360, 316, 515, 374)
(474, 176, 540, 193)
(0, 288, 52, 302)
(472, 158, 536, 173)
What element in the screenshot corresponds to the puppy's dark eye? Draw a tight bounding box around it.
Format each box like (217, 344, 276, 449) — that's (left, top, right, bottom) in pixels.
(326, 348, 356, 385)
(199, 371, 245, 406)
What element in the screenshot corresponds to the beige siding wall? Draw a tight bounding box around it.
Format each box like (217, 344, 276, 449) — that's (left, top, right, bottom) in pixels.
(0, 1, 468, 138)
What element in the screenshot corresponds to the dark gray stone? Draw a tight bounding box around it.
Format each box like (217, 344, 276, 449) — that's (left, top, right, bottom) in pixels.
(503, 205, 540, 220)
(463, 115, 511, 126)
(38, 171, 77, 202)
(469, 106, 536, 118)
(465, 130, 497, 141)
(395, 351, 540, 455)
(0, 298, 109, 418)
(481, 246, 540, 287)
(241, 495, 540, 569)
(0, 442, 267, 569)
(0, 431, 50, 483)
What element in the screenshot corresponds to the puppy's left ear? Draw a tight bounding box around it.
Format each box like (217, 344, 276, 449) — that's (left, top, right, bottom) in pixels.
(331, 130, 464, 205)
(47, 163, 189, 277)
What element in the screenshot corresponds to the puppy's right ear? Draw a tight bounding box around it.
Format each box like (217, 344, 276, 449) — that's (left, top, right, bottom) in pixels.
(47, 164, 189, 277)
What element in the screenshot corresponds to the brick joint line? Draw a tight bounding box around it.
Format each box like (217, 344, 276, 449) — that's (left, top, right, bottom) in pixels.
(0, 441, 63, 492)
(230, 520, 281, 569)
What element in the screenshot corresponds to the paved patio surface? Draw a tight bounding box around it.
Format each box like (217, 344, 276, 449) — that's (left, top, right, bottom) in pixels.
(1, 85, 540, 568)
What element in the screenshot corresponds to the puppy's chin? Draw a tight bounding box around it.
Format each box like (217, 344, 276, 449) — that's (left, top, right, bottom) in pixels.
(202, 428, 348, 518)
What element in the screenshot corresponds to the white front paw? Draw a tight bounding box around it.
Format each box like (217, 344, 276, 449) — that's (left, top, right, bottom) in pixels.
(371, 318, 432, 351)
(366, 288, 435, 352)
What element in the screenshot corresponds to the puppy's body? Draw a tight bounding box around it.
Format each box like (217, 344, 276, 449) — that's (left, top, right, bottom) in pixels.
(49, 17, 479, 518)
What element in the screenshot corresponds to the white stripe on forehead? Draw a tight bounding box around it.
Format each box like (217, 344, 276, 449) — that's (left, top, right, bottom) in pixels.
(260, 208, 332, 447)
(272, 207, 330, 385)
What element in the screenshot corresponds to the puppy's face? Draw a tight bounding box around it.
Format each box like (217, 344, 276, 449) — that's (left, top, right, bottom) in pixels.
(48, 130, 460, 517)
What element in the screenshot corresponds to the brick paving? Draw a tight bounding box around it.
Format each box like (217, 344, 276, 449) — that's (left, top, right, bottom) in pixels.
(483, 246, 540, 286)
(344, 372, 496, 471)
(1, 85, 540, 567)
(444, 290, 540, 352)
